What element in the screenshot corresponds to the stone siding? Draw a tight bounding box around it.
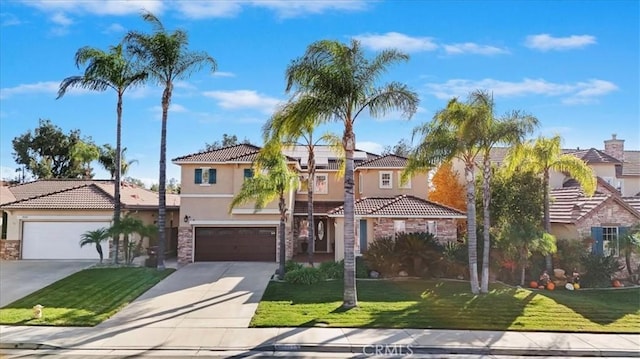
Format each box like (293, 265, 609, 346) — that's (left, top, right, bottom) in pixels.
(373, 217, 458, 243)
(0, 240, 20, 260)
(177, 226, 193, 267)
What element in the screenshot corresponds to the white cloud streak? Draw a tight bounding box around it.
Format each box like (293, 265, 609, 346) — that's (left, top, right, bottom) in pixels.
(443, 42, 509, 55)
(203, 90, 282, 114)
(25, 0, 164, 16)
(252, 0, 367, 18)
(355, 32, 438, 52)
(212, 71, 236, 78)
(525, 34, 596, 51)
(1, 13, 22, 27)
(356, 141, 384, 155)
(425, 78, 617, 104)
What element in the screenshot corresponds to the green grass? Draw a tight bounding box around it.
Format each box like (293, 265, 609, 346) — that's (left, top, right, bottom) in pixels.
(251, 279, 640, 333)
(0, 267, 174, 326)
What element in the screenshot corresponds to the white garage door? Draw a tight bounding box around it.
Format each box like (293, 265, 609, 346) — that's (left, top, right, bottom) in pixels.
(22, 221, 111, 260)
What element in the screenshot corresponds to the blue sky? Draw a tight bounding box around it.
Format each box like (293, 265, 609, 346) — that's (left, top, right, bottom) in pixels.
(1, 0, 638, 186)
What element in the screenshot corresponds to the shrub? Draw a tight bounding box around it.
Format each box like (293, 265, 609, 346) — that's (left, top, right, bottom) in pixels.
(356, 256, 369, 278)
(554, 238, 588, 272)
(580, 253, 624, 288)
(284, 267, 324, 285)
(395, 232, 444, 277)
(442, 241, 468, 278)
(285, 260, 303, 273)
(318, 260, 343, 279)
(362, 236, 401, 277)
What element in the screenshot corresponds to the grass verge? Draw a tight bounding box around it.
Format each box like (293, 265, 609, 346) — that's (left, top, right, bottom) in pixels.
(251, 279, 640, 332)
(0, 267, 174, 326)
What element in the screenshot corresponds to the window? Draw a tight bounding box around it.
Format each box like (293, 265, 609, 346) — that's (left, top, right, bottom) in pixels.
(393, 220, 405, 235)
(426, 220, 437, 236)
(379, 171, 393, 189)
(358, 173, 363, 194)
(314, 174, 328, 194)
(398, 172, 411, 189)
(603, 226, 619, 256)
(195, 168, 216, 185)
(243, 168, 254, 180)
(298, 174, 309, 193)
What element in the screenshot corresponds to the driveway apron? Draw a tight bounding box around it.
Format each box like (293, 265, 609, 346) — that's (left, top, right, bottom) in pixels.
(0, 260, 94, 307)
(98, 262, 276, 330)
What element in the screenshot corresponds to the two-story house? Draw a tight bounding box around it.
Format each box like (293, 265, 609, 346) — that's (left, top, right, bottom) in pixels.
(173, 144, 466, 266)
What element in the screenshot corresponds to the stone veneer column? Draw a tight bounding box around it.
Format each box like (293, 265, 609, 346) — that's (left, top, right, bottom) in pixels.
(177, 227, 193, 267)
(0, 240, 20, 260)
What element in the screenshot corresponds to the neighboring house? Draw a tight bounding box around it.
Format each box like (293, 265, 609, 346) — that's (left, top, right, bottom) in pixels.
(0, 180, 180, 260)
(173, 144, 466, 265)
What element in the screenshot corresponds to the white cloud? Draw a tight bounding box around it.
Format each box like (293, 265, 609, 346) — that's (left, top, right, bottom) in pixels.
(51, 12, 72, 26)
(252, 0, 367, 18)
(443, 42, 509, 55)
(174, 2, 242, 19)
(425, 78, 618, 104)
(212, 71, 236, 78)
(103, 23, 125, 34)
(356, 141, 384, 155)
(1, 13, 22, 27)
(203, 90, 282, 114)
(355, 32, 438, 52)
(0, 81, 59, 99)
(24, 0, 164, 16)
(149, 103, 189, 116)
(525, 34, 596, 51)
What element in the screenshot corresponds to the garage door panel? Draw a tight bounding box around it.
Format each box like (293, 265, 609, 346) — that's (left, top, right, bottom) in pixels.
(23, 222, 111, 260)
(194, 227, 276, 262)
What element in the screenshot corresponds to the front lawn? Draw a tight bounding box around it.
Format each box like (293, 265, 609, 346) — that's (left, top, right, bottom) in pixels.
(0, 267, 174, 326)
(251, 279, 640, 332)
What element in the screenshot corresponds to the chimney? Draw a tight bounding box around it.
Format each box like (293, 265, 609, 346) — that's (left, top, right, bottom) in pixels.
(604, 133, 624, 161)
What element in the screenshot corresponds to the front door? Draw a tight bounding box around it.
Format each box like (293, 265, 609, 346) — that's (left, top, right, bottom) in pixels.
(314, 218, 327, 252)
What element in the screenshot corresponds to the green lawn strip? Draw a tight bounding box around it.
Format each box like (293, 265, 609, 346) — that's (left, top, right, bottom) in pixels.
(0, 267, 174, 326)
(250, 279, 640, 332)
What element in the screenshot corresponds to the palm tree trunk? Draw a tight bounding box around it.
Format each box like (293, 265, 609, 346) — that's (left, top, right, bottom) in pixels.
(156, 85, 170, 270)
(278, 193, 287, 279)
(481, 155, 491, 293)
(307, 145, 315, 266)
(520, 245, 527, 286)
(342, 125, 358, 308)
(465, 160, 480, 294)
(113, 92, 123, 264)
(543, 169, 552, 272)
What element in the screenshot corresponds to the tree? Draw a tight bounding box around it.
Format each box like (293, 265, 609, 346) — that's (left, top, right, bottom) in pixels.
(382, 138, 412, 157)
(202, 133, 251, 151)
(99, 145, 138, 179)
(429, 161, 466, 211)
(80, 227, 110, 263)
(12, 119, 86, 179)
(620, 224, 640, 277)
(109, 213, 146, 264)
(284, 39, 418, 308)
(59, 42, 147, 264)
(125, 12, 217, 270)
(123, 176, 146, 188)
(404, 94, 487, 294)
(70, 140, 100, 179)
(473, 91, 539, 293)
(504, 135, 596, 272)
(229, 140, 299, 279)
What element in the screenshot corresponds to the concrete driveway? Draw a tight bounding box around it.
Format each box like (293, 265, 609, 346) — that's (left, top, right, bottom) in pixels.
(99, 262, 276, 330)
(0, 260, 94, 307)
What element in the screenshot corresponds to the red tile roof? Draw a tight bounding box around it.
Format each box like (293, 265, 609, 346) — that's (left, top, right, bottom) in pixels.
(294, 201, 348, 215)
(172, 143, 298, 164)
(550, 187, 640, 224)
(327, 195, 465, 218)
(356, 154, 407, 168)
(566, 148, 621, 164)
(624, 197, 640, 213)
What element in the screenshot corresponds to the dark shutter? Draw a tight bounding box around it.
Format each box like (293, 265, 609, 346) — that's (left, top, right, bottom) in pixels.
(244, 168, 254, 179)
(194, 168, 203, 184)
(591, 227, 603, 255)
(208, 169, 216, 184)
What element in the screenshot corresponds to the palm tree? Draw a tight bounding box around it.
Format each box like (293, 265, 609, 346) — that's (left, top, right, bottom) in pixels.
(58, 43, 147, 264)
(263, 104, 342, 265)
(109, 213, 146, 264)
(80, 228, 110, 263)
(229, 140, 299, 279)
(99, 144, 138, 179)
(125, 12, 217, 269)
(284, 39, 418, 308)
(404, 95, 487, 294)
(619, 224, 640, 277)
(504, 135, 596, 272)
(473, 91, 539, 293)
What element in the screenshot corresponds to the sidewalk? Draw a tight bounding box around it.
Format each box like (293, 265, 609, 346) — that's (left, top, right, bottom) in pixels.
(1, 324, 639, 357)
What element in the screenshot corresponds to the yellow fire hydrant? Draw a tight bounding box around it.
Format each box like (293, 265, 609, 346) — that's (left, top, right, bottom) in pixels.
(32, 304, 44, 319)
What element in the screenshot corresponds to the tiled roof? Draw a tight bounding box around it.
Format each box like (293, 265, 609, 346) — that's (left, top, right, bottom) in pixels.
(622, 151, 640, 176)
(623, 197, 640, 213)
(356, 154, 407, 168)
(567, 148, 621, 164)
(1, 186, 16, 205)
(172, 144, 262, 163)
(327, 195, 466, 218)
(1, 180, 179, 210)
(293, 201, 345, 215)
(549, 187, 640, 223)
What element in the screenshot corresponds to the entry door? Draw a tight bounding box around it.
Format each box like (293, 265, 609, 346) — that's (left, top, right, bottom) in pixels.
(314, 218, 327, 252)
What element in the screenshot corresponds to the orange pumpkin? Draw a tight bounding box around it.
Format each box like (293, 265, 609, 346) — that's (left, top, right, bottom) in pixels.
(546, 282, 555, 291)
(529, 281, 538, 288)
(612, 280, 623, 288)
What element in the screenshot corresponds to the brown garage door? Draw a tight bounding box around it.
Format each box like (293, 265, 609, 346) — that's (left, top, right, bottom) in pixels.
(194, 227, 276, 261)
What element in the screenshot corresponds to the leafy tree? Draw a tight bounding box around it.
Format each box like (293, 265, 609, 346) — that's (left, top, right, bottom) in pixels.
(12, 119, 86, 179)
(150, 178, 180, 193)
(125, 12, 217, 269)
(429, 161, 466, 211)
(58, 42, 147, 264)
(202, 133, 251, 151)
(229, 140, 299, 279)
(99, 145, 138, 179)
(382, 138, 412, 157)
(284, 39, 418, 308)
(504, 135, 596, 272)
(620, 224, 640, 276)
(109, 213, 147, 264)
(70, 140, 100, 179)
(123, 176, 146, 188)
(80, 228, 110, 263)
